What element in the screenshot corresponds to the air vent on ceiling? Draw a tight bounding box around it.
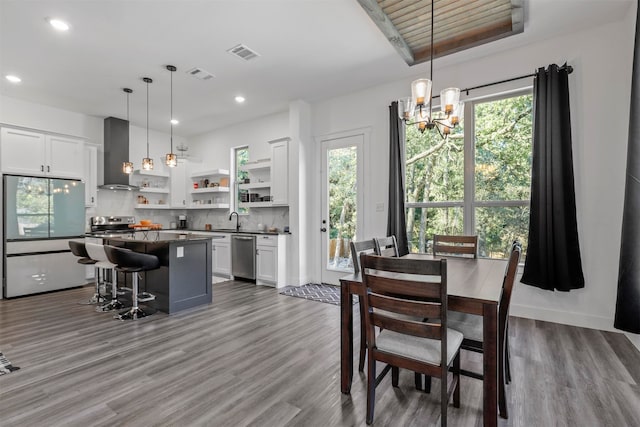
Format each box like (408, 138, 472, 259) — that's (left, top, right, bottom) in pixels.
(227, 44, 260, 61)
(186, 67, 215, 81)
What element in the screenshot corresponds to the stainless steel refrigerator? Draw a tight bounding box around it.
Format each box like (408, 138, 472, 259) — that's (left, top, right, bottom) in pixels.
(3, 175, 86, 297)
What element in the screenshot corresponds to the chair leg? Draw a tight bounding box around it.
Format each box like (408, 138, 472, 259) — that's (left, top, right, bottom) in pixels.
(414, 372, 422, 390)
(441, 364, 448, 427)
(506, 332, 512, 384)
(99, 267, 123, 311)
(499, 327, 508, 419)
(424, 375, 432, 393)
(358, 299, 367, 372)
(392, 366, 399, 387)
(453, 352, 460, 408)
(366, 355, 376, 425)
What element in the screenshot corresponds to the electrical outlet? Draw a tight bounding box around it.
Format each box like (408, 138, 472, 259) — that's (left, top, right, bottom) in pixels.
(376, 202, 385, 212)
(177, 246, 184, 258)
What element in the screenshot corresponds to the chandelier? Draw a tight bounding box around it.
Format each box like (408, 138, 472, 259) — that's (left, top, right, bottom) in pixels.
(398, 0, 462, 138)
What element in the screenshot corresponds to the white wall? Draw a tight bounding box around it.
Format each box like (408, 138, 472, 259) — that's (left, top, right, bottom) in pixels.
(310, 15, 636, 333)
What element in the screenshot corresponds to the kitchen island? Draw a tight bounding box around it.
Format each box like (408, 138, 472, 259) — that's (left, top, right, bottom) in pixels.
(106, 233, 212, 314)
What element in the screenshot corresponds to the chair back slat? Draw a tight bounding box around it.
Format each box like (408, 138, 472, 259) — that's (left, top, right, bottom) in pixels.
(372, 311, 443, 340)
(361, 253, 444, 276)
(369, 293, 443, 319)
(374, 236, 399, 258)
(364, 274, 443, 300)
(350, 239, 376, 274)
(433, 234, 478, 258)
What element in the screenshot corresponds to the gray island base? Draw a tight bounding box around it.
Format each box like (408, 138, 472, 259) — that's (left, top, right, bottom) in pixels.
(106, 233, 212, 314)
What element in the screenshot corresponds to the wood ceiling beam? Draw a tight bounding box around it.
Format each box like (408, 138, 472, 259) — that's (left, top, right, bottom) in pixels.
(357, 0, 416, 65)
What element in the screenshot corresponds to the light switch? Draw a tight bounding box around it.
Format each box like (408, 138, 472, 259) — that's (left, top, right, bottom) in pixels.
(376, 202, 385, 212)
(177, 246, 184, 258)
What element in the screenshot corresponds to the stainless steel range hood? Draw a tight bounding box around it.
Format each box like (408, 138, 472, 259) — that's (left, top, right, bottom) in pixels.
(99, 117, 139, 191)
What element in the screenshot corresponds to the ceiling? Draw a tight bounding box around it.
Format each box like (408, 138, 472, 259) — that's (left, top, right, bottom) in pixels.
(0, 0, 634, 138)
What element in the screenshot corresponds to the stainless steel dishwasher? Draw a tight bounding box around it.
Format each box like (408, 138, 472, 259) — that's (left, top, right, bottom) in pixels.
(231, 234, 256, 280)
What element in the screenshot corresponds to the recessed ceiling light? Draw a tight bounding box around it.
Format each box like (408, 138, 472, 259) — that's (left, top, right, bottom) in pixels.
(48, 18, 70, 31)
(5, 75, 21, 83)
(170, 119, 179, 125)
(235, 96, 245, 103)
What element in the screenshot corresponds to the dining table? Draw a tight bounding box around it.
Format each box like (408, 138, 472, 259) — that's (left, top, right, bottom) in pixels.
(339, 253, 508, 427)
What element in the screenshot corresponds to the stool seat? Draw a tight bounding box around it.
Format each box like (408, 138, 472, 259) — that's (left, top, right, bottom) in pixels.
(104, 245, 159, 320)
(77, 258, 98, 265)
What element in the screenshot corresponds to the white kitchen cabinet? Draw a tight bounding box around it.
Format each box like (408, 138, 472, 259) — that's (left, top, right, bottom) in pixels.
(84, 144, 98, 207)
(211, 234, 231, 278)
(170, 159, 188, 208)
(256, 234, 287, 287)
(269, 137, 289, 206)
(0, 127, 84, 179)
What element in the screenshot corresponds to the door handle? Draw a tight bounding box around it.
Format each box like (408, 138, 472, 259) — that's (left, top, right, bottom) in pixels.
(320, 227, 327, 232)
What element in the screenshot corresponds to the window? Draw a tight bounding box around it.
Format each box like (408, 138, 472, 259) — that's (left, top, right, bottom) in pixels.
(405, 91, 533, 259)
(233, 146, 249, 213)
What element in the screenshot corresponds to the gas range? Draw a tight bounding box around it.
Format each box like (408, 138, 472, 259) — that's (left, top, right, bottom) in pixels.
(86, 216, 136, 237)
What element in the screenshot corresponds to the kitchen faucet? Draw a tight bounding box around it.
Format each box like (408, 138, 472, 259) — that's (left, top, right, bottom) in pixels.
(229, 211, 240, 232)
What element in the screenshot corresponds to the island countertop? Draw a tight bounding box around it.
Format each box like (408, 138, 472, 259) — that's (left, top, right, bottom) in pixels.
(106, 232, 212, 243)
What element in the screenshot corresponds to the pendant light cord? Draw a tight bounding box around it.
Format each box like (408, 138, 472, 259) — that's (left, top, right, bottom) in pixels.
(170, 68, 173, 151)
(146, 79, 149, 158)
(429, 0, 434, 120)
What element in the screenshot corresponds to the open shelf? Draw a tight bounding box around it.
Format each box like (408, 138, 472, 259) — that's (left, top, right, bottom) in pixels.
(190, 187, 230, 194)
(240, 162, 271, 172)
(239, 182, 271, 190)
(188, 203, 230, 209)
(133, 169, 170, 177)
(135, 204, 172, 209)
(138, 187, 170, 194)
(239, 201, 273, 208)
(190, 168, 229, 179)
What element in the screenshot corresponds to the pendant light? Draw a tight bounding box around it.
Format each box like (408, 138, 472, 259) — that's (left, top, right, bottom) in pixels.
(398, 0, 462, 138)
(165, 65, 178, 168)
(122, 88, 134, 174)
(141, 77, 153, 170)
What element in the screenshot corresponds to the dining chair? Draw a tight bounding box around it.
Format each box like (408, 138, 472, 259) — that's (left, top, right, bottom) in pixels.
(360, 253, 461, 426)
(447, 241, 522, 419)
(433, 234, 478, 258)
(373, 235, 399, 257)
(349, 239, 377, 372)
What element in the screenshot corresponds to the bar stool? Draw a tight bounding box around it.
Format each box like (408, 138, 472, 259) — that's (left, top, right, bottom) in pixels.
(69, 240, 105, 305)
(104, 245, 159, 320)
(85, 242, 124, 312)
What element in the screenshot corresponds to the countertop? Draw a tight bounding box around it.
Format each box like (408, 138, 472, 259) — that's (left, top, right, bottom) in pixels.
(105, 233, 212, 243)
(166, 228, 290, 236)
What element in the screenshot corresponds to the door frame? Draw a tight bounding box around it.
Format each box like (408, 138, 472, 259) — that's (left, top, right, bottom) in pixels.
(317, 127, 369, 285)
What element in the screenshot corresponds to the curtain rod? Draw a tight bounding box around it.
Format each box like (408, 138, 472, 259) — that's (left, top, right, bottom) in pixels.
(431, 64, 574, 99)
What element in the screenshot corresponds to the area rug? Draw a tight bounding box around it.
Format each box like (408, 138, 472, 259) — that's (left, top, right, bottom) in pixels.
(279, 283, 357, 306)
(0, 351, 20, 376)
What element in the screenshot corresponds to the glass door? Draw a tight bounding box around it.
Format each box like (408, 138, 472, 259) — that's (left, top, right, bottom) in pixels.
(320, 133, 364, 285)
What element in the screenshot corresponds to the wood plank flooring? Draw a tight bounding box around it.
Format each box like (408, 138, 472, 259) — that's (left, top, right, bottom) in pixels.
(1, 280, 639, 426)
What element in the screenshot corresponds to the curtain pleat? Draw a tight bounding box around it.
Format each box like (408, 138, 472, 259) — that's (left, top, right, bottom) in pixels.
(614, 4, 640, 334)
(521, 64, 585, 291)
(387, 102, 409, 256)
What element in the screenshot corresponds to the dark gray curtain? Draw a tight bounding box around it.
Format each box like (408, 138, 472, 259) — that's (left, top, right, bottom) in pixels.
(387, 101, 409, 256)
(521, 64, 585, 291)
(614, 4, 640, 334)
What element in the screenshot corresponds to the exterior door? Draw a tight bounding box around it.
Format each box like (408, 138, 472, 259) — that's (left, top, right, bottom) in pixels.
(320, 132, 364, 285)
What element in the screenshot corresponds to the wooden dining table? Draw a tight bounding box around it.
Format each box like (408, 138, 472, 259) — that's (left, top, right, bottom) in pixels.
(339, 253, 507, 427)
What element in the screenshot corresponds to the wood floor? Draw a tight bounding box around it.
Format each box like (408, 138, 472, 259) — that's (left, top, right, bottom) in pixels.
(1, 280, 639, 426)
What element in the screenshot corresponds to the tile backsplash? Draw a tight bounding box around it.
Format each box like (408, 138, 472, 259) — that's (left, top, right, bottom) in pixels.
(88, 189, 289, 232)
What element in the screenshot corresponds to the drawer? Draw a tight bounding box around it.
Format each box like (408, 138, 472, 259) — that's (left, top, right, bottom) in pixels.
(209, 233, 231, 243)
(256, 234, 277, 247)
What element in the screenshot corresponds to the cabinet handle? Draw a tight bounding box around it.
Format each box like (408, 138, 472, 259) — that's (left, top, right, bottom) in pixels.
(41, 165, 44, 172)
(91, 197, 94, 203)
(47, 165, 50, 172)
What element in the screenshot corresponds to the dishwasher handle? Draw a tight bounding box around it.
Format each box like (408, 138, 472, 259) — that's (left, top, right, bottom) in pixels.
(233, 236, 254, 240)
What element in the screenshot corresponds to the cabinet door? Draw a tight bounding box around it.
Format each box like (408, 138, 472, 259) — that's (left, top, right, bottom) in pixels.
(213, 242, 231, 276)
(171, 160, 188, 208)
(84, 145, 98, 207)
(47, 135, 84, 179)
(0, 127, 47, 175)
(270, 140, 288, 205)
(256, 245, 277, 283)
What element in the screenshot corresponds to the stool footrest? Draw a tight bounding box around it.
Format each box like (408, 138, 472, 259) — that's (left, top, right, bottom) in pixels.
(137, 292, 156, 302)
(120, 287, 133, 292)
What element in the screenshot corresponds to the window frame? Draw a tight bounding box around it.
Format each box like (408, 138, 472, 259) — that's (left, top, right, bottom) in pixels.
(405, 88, 533, 257)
